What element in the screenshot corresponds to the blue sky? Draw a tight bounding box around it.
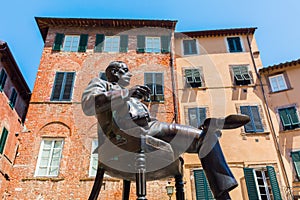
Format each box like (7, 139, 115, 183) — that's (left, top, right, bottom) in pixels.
(1, 0, 299, 90)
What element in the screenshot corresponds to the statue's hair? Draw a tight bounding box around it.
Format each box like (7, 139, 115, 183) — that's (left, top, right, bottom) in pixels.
(105, 61, 125, 82)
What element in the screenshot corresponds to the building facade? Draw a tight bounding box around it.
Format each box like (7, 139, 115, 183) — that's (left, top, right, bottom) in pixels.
(0, 40, 31, 198)
(174, 29, 286, 200)
(260, 59, 300, 199)
(3, 17, 290, 200)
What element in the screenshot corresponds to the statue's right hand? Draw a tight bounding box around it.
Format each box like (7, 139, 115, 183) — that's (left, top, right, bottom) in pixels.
(129, 85, 151, 99)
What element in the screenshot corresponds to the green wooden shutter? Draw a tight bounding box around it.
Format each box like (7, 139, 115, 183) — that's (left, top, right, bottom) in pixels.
(291, 151, 300, 179)
(287, 107, 300, 125)
(188, 108, 198, 128)
(194, 169, 214, 200)
(0, 69, 7, 90)
(235, 37, 242, 52)
(227, 38, 235, 52)
(243, 168, 259, 200)
(119, 35, 128, 52)
(267, 166, 282, 200)
(137, 35, 145, 53)
(161, 35, 170, 53)
(78, 34, 88, 52)
(9, 88, 18, 108)
(62, 72, 75, 101)
(279, 109, 291, 127)
(198, 108, 206, 127)
(251, 106, 264, 132)
(51, 72, 65, 101)
(0, 128, 8, 154)
(53, 33, 64, 51)
(240, 106, 254, 132)
(95, 34, 105, 52)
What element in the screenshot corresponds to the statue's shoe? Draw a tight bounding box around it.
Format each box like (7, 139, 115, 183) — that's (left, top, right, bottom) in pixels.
(201, 114, 250, 131)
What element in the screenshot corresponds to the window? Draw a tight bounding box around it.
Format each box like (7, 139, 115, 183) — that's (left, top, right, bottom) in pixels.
(0, 128, 8, 154)
(144, 72, 164, 102)
(188, 107, 206, 128)
(240, 106, 264, 133)
(136, 35, 170, 53)
(63, 35, 80, 52)
(0, 69, 7, 90)
(269, 74, 288, 92)
(145, 37, 161, 53)
(35, 139, 64, 177)
(51, 72, 75, 101)
(232, 66, 252, 85)
(278, 107, 300, 130)
(89, 139, 98, 177)
(291, 151, 300, 180)
(244, 166, 282, 200)
(183, 39, 198, 55)
(95, 34, 128, 53)
(9, 88, 17, 108)
(52, 33, 88, 52)
(227, 37, 243, 52)
(104, 36, 120, 52)
(185, 69, 203, 88)
(194, 169, 214, 200)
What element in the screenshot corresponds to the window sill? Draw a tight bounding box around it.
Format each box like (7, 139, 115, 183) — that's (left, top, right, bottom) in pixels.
(233, 84, 256, 88)
(185, 86, 207, 90)
(22, 177, 65, 182)
(80, 176, 120, 182)
(241, 131, 270, 136)
(269, 87, 293, 94)
(30, 101, 74, 104)
(279, 127, 300, 134)
(143, 101, 164, 105)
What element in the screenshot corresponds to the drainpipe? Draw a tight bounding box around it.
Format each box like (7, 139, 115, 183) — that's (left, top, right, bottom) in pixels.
(170, 32, 179, 123)
(246, 30, 293, 200)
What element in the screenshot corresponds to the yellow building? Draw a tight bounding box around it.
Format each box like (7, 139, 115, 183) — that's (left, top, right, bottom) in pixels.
(174, 28, 288, 199)
(260, 59, 300, 199)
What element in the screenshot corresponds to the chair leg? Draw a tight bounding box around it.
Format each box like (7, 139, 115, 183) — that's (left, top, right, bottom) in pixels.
(136, 152, 147, 200)
(175, 175, 185, 200)
(122, 180, 131, 200)
(88, 166, 105, 200)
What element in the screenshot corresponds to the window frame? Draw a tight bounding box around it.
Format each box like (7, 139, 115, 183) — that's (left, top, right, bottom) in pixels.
(145, 36, 161, 53)
(184, 68, 203, 88)
(226, 36, 243, 53)
(51, 72, 76, 102)
(231, 65, 252, 86)
(35, 138, 64, 177)
(63, 35, 80, 52)
(144, 72, 164, 102)
(89, 139, 98, 177)
(278, 106, 300, 131)
(244, 166, 282, 200)
(182, 39, 198, 55)
(269, 74, 288, 92)
(103, 36, 120, 53)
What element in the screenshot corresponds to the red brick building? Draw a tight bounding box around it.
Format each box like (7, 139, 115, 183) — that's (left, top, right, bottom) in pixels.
(7, 18, 178, 199)
(0, 40, 31, 198)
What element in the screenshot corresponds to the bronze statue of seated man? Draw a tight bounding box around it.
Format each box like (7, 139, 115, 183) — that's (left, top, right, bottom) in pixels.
(81, 61, 250, 200)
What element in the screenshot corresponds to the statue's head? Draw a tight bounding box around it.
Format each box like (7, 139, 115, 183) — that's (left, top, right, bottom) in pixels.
(105, 61, 132, 87)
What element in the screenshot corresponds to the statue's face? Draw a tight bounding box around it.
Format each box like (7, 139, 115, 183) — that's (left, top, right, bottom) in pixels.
(116, 63, 132, 87)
